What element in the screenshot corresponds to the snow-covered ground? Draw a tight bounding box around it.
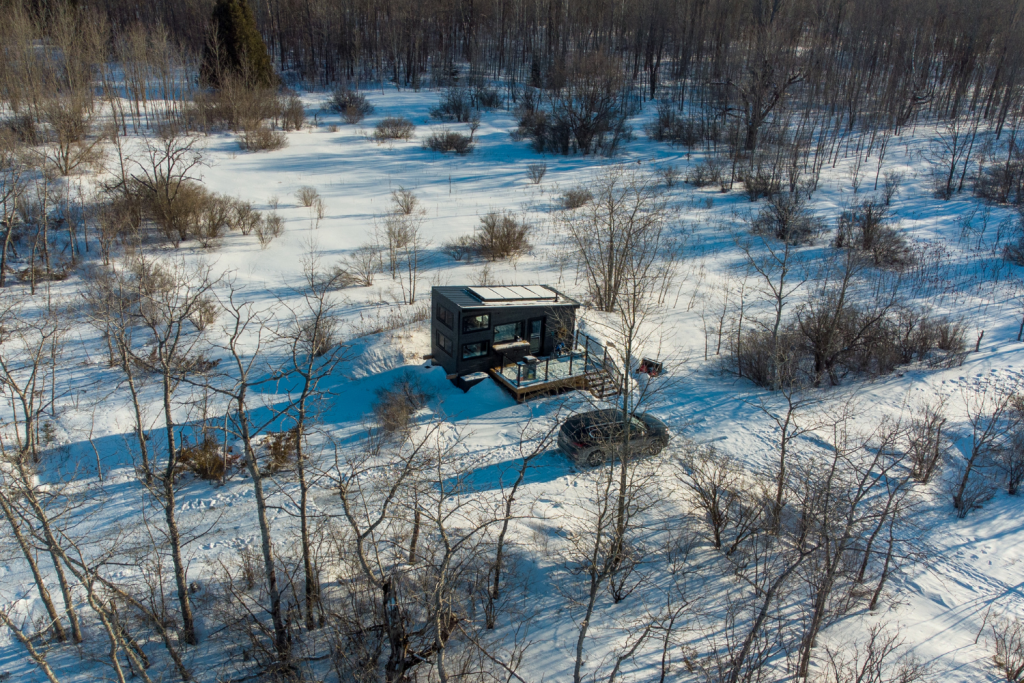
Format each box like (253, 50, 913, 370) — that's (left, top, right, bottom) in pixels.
(1, 85, 1023, 682)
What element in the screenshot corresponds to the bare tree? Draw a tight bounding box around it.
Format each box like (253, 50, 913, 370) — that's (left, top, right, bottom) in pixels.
(952, 383, 1022, 517)
(131, 256, 218, 645)
(278, 250, 349, 631)
(560, 166, 675, 312)
(0, 132, 27, 287)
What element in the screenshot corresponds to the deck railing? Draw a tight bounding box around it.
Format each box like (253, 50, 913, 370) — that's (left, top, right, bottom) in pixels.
(495, 329, 620, 389)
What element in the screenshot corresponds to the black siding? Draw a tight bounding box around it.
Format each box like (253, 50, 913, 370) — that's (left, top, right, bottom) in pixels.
(430, 287, 578, 377)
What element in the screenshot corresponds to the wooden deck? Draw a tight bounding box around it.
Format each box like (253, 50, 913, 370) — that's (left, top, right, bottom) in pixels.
(488, 367, 590, 402)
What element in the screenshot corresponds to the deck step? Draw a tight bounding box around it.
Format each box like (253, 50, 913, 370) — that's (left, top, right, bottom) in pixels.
(584, 367, 620, 400)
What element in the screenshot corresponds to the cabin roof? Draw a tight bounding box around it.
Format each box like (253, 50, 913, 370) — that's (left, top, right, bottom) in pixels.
(433, 285, 580, 309)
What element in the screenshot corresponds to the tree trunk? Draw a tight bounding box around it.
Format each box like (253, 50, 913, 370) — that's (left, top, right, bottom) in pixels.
(160, 368, 197, 645)
(0, 490, 66, 641)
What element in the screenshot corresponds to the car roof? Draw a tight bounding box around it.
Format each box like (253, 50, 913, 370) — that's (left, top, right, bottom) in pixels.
(562, 409, 625, 429)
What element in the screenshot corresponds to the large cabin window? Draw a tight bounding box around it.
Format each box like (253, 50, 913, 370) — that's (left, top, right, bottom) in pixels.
(463, 313, 490, 333)
(462, 340, 490, 359)
(493, 321, 523, 343)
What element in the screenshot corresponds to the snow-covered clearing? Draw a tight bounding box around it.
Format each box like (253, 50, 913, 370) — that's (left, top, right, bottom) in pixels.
(1, 85, 1023, 682)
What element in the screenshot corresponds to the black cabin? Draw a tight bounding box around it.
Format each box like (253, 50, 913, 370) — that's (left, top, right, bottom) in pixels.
(431, 285, 580, 378)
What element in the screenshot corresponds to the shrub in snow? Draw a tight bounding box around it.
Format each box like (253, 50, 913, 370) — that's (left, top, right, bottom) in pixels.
(254, 212, 283, 248)
(374, 116, 415, 142)
(526, 162, 547, 184)
(178, 434, 230, 481)
(332, 244, 381, 285)
(561, 187, 593, 209)
(686, 155, 725, 188)
(999, 428, 1024, 496)
(280, 94, 305, 131)
(749, 192, 823, 244)
(228, 199, 262, 235)
(645, 100, 711, 147)
(330, 87, 374, 123)
(472, 87, 502, 109)
(424, 129, 473, 154)
(295, 185, 320, 207)
(430, 87, 473, 122)
(991, 617, 1024, 682)
(372, 373, 433, 435)
(238, 121, 287, 151)
(391, 187, 418, 215)
(834, 200, 914, 269)
(741, 162, 783, 201)
(907, 402, 948, 484)
(263, 427, 300, 474)
(474, 212, 530, 261)
(441, 234, 475, 261)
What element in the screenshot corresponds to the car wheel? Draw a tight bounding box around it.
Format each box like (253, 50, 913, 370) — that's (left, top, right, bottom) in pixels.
(585, 449, 606, 467)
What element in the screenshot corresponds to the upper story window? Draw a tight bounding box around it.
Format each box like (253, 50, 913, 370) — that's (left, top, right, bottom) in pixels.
(463, 312, 490, 333)
(437, 304, 454, 329)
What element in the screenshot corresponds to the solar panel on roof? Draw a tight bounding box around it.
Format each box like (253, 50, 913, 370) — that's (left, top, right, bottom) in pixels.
(467, 285, 557, 302)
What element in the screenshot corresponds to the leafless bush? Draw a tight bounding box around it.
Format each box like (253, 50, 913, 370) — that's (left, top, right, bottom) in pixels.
(819, 623, 930, 683)
(936, 318, 967, 353)
(686, 156, 724, 187)
(906, 402, 947, 483)
(1000, 428, 1024, 496)
(337, 244, 381, 285)
(742, 161, 783, 201)
(949, 456, 998, 518)
(4, 113, 39, 144)
(733, 327, 801, 390)
(281, 95, 305, 131)
(194, 194, 232, 248)
(441, 234, 475, 261)
(562, 187, 593, 209)
(188, 296, 219, 332)
(472, 87, 502, 108)
(263, 427, 300, 474)
(391, 187, 418, 215)
(425, 129, 474, 154)
(474, 212, 531, 261)
(330, 88, 374, 123)
(835, 200, 913, 268)
(992, 617, 1024, 682)
(371, 373, 433, 434)
(238, 121, 288, 151)
(229, 200, 262, 235)
(976, 152, 1024, 206)
(299, 316, 341, 358)
(430, 87, 473, 122)
(255, 212, 284, 248)
(645, 101, 710, 147)
(141, 180, 211, 246)
(882, 171, 904, 206)
(659, 164, 680, 188)
(527, 162, 547, 184)
(178, 434, 229, 481)
(677, 445, 765, 554)
(374, 117, 415, 142)
(296, 185, 320, 207)
(322, 264, 360, 290)
(750, 192, 824, 244)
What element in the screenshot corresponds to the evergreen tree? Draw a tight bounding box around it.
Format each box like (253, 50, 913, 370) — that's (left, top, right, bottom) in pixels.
(202, 0, 275, 89)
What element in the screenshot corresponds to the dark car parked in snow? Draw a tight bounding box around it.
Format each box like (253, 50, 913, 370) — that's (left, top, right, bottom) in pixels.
(557, 409, 670, 467)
